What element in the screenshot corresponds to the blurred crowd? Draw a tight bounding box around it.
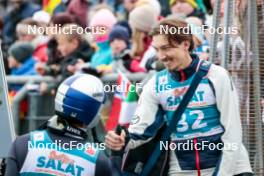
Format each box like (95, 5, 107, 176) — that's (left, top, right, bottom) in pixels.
(0, 0, 254, 126)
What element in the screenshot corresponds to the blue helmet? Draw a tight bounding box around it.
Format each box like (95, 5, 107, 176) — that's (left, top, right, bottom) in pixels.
(55, 74, 105, 127)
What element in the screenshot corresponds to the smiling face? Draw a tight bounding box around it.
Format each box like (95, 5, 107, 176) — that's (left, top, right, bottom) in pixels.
(152, 34, 191, 71)
(151, 18, 194, 71)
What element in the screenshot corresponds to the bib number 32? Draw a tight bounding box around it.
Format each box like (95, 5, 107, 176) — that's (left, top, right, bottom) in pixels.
(177, 110, 207, 132)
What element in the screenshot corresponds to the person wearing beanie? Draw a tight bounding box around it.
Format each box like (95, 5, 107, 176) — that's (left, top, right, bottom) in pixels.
(109, 25, 130, 55)
(115, 21, 133, 38)
(8, 42, 37, 90)
(186, 16, 209, 60)
(170, 0, 206, 22)
(89, 8, 117, 69)
(8, 42, 35, 71)
(124, 0, 161, 17)
(32, 10, 51, 27)
(16, 17, 50, 64)
(89, 8, 117, 30)
(129, 4, 157, 33)
(170, 0, 198, 9)
(127, 4, 157, 73)
(108, 25, 131, 73)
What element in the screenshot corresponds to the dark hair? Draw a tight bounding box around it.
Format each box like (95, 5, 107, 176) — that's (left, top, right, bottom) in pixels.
(50, 12, 76, 26)
(150, 18, 194, 52)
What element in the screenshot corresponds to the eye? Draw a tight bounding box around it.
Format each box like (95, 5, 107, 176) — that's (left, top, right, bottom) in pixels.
(160, 46, 173, 52)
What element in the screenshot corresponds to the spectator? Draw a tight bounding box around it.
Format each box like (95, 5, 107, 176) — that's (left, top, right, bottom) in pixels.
(115, 20, 132, 38)
(8, 42, 37, 91)
(128, 4, 157, 72)
(37, 24, 94, 94)
(32, 10, 51, 28)
(89, 8, 117, 69)
(8, 42, 36, 76)
(67, 0, 92, 28)
(0, 0, 7, 17)
(2, 0, 40, 47)
(55, 24, 94, 80)
(16, 18, 38, 42)
(124, 0, 161, 15)
(16, 18, 49, 63)
(7, 41, 37, 126)
(169, 0, 205, 22)
(109, 25, 131, 73)
(186, 16, 209, 60)
(36, 12, 76, 77)
(110, 25, 130, 57)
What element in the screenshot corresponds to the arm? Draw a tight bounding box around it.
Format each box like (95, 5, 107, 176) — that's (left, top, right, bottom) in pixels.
(105, 76, 164, 151)
(5, 134, 29, 176)
(4, 157, 19, 176)
(95, 151, 120, 176)
(209, 65, 243, 175)
(127, 76, 164, 148)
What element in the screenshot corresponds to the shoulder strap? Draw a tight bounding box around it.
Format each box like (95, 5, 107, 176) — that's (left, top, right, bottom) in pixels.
(141, 60, 211, 176)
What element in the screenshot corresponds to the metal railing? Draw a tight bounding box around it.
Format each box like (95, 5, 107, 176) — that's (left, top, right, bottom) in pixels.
(6, 73, 148, 134)
(209, 0, 264, 174)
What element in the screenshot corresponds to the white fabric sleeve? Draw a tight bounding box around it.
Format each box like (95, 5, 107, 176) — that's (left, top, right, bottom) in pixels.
(127, 76, 161, 148)
(209, 65, 243, 175)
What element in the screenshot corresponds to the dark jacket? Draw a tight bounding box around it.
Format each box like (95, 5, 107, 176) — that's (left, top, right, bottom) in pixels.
(45, 40, 94, 78)
(3, 2, 40, 46)
(4, 120, 116, 176)
(59, 40, 94, 80)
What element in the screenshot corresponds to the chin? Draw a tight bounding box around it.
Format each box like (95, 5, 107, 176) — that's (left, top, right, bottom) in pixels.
(166, 65, 177, 71)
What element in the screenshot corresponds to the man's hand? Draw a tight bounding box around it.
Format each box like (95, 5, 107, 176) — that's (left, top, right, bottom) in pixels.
(105, 130, 126, 151)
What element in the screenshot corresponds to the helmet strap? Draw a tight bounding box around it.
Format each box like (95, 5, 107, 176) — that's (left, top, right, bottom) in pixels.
(59, 118, 88, 140)
(47, 116, 88, 140)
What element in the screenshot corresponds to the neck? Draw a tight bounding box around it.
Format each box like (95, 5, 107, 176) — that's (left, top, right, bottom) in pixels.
(169, 53, 199, 82)
(177, 54, 193, 71)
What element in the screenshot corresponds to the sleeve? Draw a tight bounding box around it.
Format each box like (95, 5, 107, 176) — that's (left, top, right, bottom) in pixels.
(95, 151, 120, 176)
(127, 76, 165, 148)
(209, 66, 243, 176)
(4, 134, 30, 176)
(4, 142, 19, 176)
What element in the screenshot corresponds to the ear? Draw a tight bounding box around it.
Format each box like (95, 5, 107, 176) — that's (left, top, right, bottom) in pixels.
(183, 40, 190, 51)
(72, 38, 80, 48)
